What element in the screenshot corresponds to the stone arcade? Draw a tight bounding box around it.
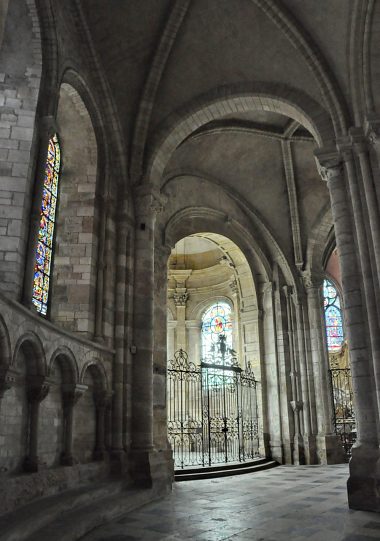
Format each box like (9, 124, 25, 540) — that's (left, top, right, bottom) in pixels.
(0, 0, 380, 538)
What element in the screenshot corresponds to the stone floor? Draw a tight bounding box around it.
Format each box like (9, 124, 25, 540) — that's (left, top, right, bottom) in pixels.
(81, 465, 380, 541)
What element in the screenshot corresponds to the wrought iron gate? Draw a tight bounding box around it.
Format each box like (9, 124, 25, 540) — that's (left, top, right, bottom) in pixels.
(329, 367, 356, 460)
(167, 348, 260, 469)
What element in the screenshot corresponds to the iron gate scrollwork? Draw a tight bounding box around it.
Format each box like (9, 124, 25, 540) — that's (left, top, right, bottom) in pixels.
(328, 367, 356, 461)
(167, 344, 260, 469)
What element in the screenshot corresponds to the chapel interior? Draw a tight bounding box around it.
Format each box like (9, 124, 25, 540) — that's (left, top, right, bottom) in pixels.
(0, 1, 380, 539)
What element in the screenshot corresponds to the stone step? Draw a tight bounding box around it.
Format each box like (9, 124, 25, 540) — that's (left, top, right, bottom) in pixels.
(175, 458, 279, 481)
(0, 480, 125, 541)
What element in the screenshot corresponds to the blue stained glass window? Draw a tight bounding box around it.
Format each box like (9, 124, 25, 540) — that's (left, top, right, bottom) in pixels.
(32, 134, 61, 316)
(323, 279, 344, 352)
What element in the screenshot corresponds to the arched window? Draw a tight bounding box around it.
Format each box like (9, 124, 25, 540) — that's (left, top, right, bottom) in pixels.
(323, 278, 344, 352)
(32, 134, 61, 316)
(201, 301, 233, 362)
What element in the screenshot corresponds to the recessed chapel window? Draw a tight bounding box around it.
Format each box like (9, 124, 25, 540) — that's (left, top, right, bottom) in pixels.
(32, 133, 61, 316)
(323, 278, 344, 352)
(201, 301, 233, 362)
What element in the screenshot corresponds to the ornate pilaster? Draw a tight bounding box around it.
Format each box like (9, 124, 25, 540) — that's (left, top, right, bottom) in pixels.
(24, 376, 50, 472)
(61, 383, 87, 466)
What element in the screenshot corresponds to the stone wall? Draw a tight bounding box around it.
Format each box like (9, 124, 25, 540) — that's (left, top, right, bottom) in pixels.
(0, 292, 113, 512)
(0, 0, 41, 298)
(50, 83, 99, 337)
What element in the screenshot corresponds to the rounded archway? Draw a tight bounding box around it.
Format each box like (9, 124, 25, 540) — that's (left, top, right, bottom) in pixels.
(166, 232, 265, 469)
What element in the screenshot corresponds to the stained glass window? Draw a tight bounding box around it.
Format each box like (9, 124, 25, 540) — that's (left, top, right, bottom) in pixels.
(323, 279, 344, 352)
(201, 302, 233, 361)
(32, 134, 61, 316)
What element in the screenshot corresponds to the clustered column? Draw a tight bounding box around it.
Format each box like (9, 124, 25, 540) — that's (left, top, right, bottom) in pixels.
(315, 148, 380, 511)
(129, 186, 163, 486)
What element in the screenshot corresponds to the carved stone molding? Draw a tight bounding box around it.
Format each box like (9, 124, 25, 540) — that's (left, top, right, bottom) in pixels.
(229, 278, 239, 295)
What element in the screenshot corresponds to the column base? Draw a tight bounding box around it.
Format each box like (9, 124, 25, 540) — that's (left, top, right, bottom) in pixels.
(303, 435, 317, 464)
(269, 441, 283, 463)
(93, 449, 106, 461)
(60, 452, 75, 466)
(23, 456, 43, 473)
(280, 440, 293, 464)
(292, 434, 305, 465)
(109, 448, 128, 477)
(348, 445, 380, 512)
(316, 434, 345, 464)
(128, 448, 174, 490)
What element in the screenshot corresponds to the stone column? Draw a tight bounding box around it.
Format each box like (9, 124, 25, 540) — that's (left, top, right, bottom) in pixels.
(293, 291, 317, 464)
(94, 195, 108, 342)
(173, 290, 189, 352)
(186, 321, 200, 364)
(60, 383, 87, 466)
(93, 390, 112, 460)
(339, 144, 380, 417)
(261, 281, 283, 463)
(129, 186, 164, 487)
(111, 197, 128, 464)
(351, 131, 380, 294)
(283, 286, 304, 464)
(303, 274, 344, 464)
(315, 148, 380, 511)
(23, 376, 50, 472)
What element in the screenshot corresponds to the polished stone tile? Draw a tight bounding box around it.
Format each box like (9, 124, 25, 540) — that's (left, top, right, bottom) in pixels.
(82, 465, 380, 541)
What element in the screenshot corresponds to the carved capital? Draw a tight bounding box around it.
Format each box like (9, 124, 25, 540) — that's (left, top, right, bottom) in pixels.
(62, 383, 88, 408)
(314, 149, 343, 182)
(261, 281, 273, 295)
(173, 291, 189, 307)
(134, 185, 166, 218)
(27, 376, 50, 403)
(282, 285, 293, 299)
(364, 116, 380, 146)
(0, 367, 19, 400)
(290, 400, 303, 412)
(301, 271, 323, 291)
